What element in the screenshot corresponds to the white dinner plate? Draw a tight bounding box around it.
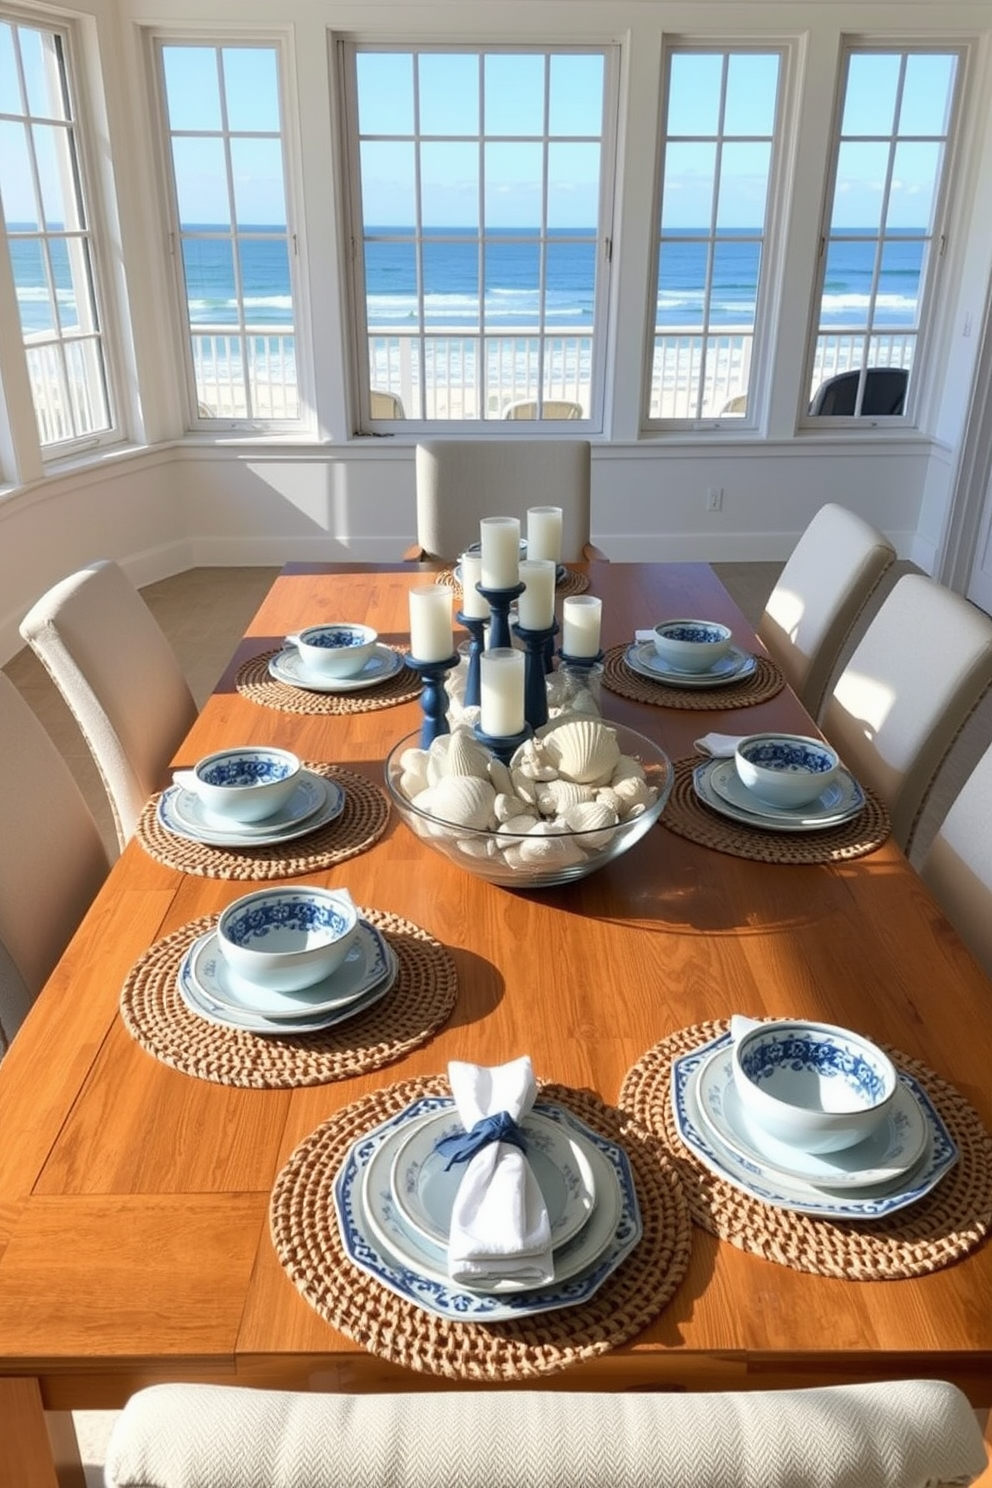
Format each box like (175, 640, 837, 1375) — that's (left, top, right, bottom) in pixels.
(166, 771, 327, 838)
(387, 1106, 597, 1254)
(157, 773, 344, 847)
(186, 919, 392, 1018)
(692, 758, 865, 834)
(177, 933, 397, 1034)
(703, 756, 866, 828)
(269, 643, 405, 693)
(624, 640, 756, 688)
(671, 1032, 959, 1218)
(693, 1043, 929, 1188)
(337, 1096, 638, 1318)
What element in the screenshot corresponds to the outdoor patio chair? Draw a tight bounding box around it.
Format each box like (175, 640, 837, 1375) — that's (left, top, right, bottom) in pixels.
(809, 366, 909, 416)
(502, 399, 583, 419)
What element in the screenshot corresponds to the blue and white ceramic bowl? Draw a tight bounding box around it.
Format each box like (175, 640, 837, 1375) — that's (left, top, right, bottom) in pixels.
(652, 618, 733, 673)
(734, 732, 840, 809)
(287, 623, 378, 678)
(177, 746, 302, 824)
(731, 1019, 898, 1154)
(217, 886, 360, 990)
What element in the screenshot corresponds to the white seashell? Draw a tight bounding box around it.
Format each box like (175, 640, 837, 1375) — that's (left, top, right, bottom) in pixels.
(501, 844, 532, 872)
(612, 755, 647, 786)
(613, 774, 655, 814)
(488, 758, 515, 796)
(495, 812, 541, 845)
(595, 786, 624, 815)
(494, 791, 530, 823)
(427, 774, 496, 830)
(510, 769, 539, 805)
(542, 719, 621, 785)
(518, 828, 586, 868)
(455, 835, 498, 860)
(510, 737, 557, 780)
(440, 729, 492, 779)
(562, 800, 619, 849)
(400, 762, 429, 799)
(535, 778, 594, 815)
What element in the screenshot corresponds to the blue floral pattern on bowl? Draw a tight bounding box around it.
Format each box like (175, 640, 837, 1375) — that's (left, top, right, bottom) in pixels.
(224, 893, 351, 949)
(199, 751, 295, 788)
(658, 623, 726, 645)
(738, 739, 835, 775)
(308, 627, 368, 650)
(738, 1032, 889, 1103)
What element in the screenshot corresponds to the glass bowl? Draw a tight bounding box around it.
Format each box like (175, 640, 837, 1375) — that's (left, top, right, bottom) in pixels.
(384, 717, 674, 888)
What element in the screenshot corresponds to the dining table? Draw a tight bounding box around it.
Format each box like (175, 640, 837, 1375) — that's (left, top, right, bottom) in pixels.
(2, 559, 992, 1488)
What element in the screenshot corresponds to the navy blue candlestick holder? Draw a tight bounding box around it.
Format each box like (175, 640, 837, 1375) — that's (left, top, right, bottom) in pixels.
(407, 651, 460, 747)
(455, 611, 487, 709)
(512, 617, 560, 730)
(476, 581, 525, 651)
(473, 720, 534, 766)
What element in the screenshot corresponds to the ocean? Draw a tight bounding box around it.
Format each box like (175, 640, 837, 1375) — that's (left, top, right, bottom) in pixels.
(10, 224, 925, 335)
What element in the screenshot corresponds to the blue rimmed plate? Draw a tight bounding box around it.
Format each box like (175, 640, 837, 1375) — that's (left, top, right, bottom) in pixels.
(269, 644, 404, 693)
(624, 640, 756, 688)
(692, 757, 864, 833)
(158, 771, 343, 847)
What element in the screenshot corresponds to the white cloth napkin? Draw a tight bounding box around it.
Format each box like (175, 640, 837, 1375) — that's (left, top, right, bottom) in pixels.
(444, 1056, 554, 1287)
(634, 628, 657, 644)
(693, 731, 748, 758)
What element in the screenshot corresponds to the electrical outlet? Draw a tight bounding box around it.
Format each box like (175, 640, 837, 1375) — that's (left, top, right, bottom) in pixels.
(706, 486, 724, 512)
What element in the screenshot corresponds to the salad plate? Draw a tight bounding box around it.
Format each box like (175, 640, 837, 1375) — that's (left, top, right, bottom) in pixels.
(693, 1042, 929, 1189)
(624, 640, 756, 688)
(701, 757, 866, 829)
(692, 759, 863, 834)
(335, 1096, 641, 1321)
(186, 919, 392, 1019)
(671, 1032, 958, 1218)
(269, 644, 404, 694)
(164, 771, 327, 836)
(158, 773, 344, 847)
(387, 1106, 597, 1255)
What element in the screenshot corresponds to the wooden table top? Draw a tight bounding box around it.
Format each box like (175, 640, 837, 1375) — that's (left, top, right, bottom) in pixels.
(2, 561, 991, 1484)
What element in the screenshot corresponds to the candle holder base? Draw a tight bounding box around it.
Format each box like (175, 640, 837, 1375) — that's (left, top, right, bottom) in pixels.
(408, 652, 460, 747)
(513, 618, 560, 730)
(473, 721, 533, 765)
(455, 612, 487, 709)
(557, 648, 605, 669)
(476, 581, 525, 651)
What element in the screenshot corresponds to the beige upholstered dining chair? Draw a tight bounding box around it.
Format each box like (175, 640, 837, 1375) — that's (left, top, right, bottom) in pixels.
(757, 503, 896, 715)
(818, 573, 992, 853)
(0, 671, 111, 1055)
(920, 740, 992, 979)
(103, 1378, 986, 1488)
(19, 559, 199, 850)
(409, 439, 604, 562)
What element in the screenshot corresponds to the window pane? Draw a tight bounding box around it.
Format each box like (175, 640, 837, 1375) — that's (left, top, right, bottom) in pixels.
(11, 235, 53, 334)
(821, 238, 874, 330)
(886, 140, 941, 231)
(661, 142, 717, 231)
(549, 54, 603, 136)
(223, 47, 280, 133)
(356, 53, 413, 135)
(172, 136, 229, 226)
(842, 54, 901, 135)
(20, 26, 65, 120)
(485, 239, 539, 328)
(162, 47, 220, 132)
(365, 240, 416, 328)
(717, 142, 771, 229)
(667, 53, 722, 136)
(900, 54, 956, 134)
(49, 236, 98, 332)
(547, 142, 599, 230)
(712, 239, 760, 331)
(832, 141, 890, 232)
(0, 119, 38, 226)
(877, 237, 923, 328)
(239, 237, 291, 327)
(485, 142, 542, 228)
(361, 141, 416, 226)
(486, 54, 543, 136)
(422, 141, 478, 229)
(424, 239, 477, 327)
(33, 123, 81, 230)
(65, 336, 108, 432)
(419, 53, 478, 136)
(0, 23, 21, 112)
(182, 237, 237, 324)
(658, 239, 708, 330)
(230, 137, 286, 227)
(724, 53, 778, 136)
(546, 238, 595, 328)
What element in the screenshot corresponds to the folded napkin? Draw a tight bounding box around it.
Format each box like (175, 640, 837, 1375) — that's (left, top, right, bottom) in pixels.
(694, 731, 747, 758)
(439, 1056, 554, 1287)
(634, 629, 657, 644)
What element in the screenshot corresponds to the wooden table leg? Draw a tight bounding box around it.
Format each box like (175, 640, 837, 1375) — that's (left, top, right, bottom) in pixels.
(0, 1379, 60, 1488)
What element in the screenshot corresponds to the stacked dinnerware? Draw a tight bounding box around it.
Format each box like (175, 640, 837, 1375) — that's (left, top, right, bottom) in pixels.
(159, 746, 345, 847)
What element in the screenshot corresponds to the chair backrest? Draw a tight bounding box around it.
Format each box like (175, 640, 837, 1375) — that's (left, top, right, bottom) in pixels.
(920, 740, 992, 979)
(757, 503, 896, 714)
(414, 439, 592, 562)
(809, 367, 909, 416)
(0, 672, 110, 1053)
(103, 1379, 986, 1488)
(503, 399, 583, 420)
(819, 573, 992, 851)
(370, 389, 405, 418)
(19, 560, 198, 850)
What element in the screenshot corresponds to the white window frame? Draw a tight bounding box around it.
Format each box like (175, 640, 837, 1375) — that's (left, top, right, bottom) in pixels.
(0, 7, 120, 460)
(643, 40, 790, 432)
(149, 32, 309, 433)
(800, 39, 967, 430)
(336, 40, 619, 433)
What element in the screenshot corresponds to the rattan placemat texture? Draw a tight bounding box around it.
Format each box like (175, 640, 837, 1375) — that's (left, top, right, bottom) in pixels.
(269, 1077, 691, 1379)
(119, 909, 457, 1088)
(661, 757, 891, 864)
(236, 648, 420, 714)
(601, 644, 785, 709)
(436, 566, 590, 600)
(136, 764, 390, 880)
(618, 1021, 992, 1279)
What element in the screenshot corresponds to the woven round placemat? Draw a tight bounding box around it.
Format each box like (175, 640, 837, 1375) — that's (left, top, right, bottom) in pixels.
(119, 908, 457, 1088)
(135, 764, 390, 880)
(236, 648, 420, 714)
(601, 643, 785, 710)
(269, 1076, 691, 1379)
(436, 566, 590, 600)
(661, 757, 891, 864)
(618, 1021, 992, 1280)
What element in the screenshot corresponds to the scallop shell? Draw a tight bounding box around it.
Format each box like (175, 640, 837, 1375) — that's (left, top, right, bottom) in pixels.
(510, 737, 556, 781)
(494, 791, 531, 823)
(595, 786, 624, 815)
(517, 822, 586, 868)
(613, 774, 655, 815)
(440, 729, 492, 779)
(562, 799, 619, 849)
(488, 758, 515, 796)
(495, 812, 541, 844)
(427, 774, 496, 830)
(510, 769, 539, 805)
(535, 778, 594, 815)
(542, 720, 621, 785)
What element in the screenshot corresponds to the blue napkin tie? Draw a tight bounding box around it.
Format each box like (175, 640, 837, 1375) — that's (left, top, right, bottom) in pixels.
(434, 1110, 527, 1171)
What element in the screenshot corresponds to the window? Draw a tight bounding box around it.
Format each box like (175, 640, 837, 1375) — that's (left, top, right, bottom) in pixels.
(340, 45, 615, 426)
(806, 47, 962, 421)
(647, 47, 784, 424)
(0, 15, 113, 451)
(155, 40, 301, 426)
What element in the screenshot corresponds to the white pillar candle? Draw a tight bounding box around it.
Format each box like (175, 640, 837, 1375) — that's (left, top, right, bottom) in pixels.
(458, 552, 490, 619)
(480, 647, 525, 736)
(409, 584, 453, 662)
(517, 559, 556, 630)
(479, 516, 521, 588)
(562, 595, 602, 658)
(527, 506, 563, 564)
